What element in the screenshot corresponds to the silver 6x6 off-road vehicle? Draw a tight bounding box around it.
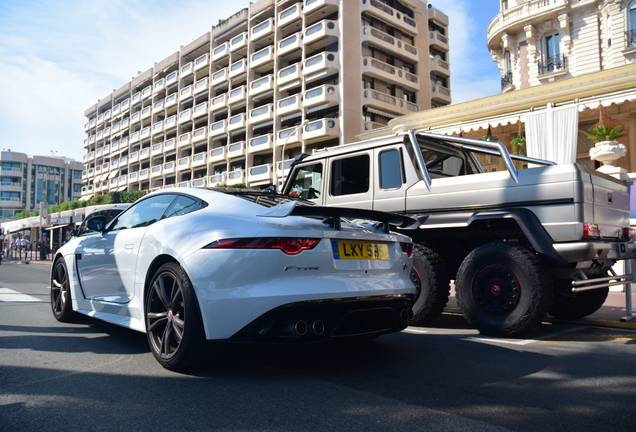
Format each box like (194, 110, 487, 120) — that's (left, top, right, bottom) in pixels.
(282, 131, 636, 336)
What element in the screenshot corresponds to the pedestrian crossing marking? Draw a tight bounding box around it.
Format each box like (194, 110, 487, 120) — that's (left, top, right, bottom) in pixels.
(0, 288, 43, 302)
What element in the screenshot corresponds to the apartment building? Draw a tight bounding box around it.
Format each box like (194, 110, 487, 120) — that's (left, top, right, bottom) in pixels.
(81, 0, 450, 198)
(0, 151, 84, 221)
(362, 0, 636, 175)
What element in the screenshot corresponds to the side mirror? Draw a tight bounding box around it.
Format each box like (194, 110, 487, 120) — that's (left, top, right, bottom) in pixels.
(69, 229, 78, 237)
(86, 216, 107, 232)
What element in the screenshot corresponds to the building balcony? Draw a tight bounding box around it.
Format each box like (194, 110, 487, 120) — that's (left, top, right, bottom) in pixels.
(164, 115, 177, 132)
(228, 86, 246, 105)
(227, 141, 246, 158)
(140, 126, 151, 140)
(194, 54, 209, 71)
(211, 68, 228, 87)
(210, 146, 226, 162)
(150, 165, 162, 177)
(181, 61, 194, 78)
(166, 71, 178, 87)
(191, 177, 207, 187)
(250, 104, 273, 124)
(193, 101, 208, 119)
(210, 94, 227, 112)
(178, 132, 191, 148)
(139, 168, 149, 181)
(130, 151, 139, 163)
(141, 86, 152, 101)
(177, 157, 191, 170)
(179, 108, 192, 124)
(430, 56, 450, 75)
(193, 77, 209, 97)
(130, 111, 141, 125)
(303, 52, 339, 82)
(304, 0, 339, 23)
(251, 46, 274, 72)
(431, 82, 452, 104)
(278, 33, 302, 57)
(154, 77, 165, 94)
(361, 56, 420, 91)
(362, 89, 418, 116)
(278, 95, 302, 115)
(192, 152, 207, 168)
(152, 121, 164, 135)
(279, 3, 302, 27)
(362, 26, 418, 63)
(248, 164, 273, 184)
(429, 30, 449, 51)
(163, 161, 176, 175)
(278, 63, 302, 87)
(132, 92, 141, 106)
(192, 126, 208, 144)
(209, 173, 226, 185)
(230, 32, 247, 53)
(141, 106, 152, 120)
(228, 113, 247, 131)
(130, 131, 140, 144)
(501, 71, 513, 91)
(140, 147, 150, 160)
(250, 75, 274, 97)
(303, 84, 339, 110)
(251, 18, 274, 42)
(302, 118, 339, 142)
(213, 42, 229, 62)
(209, 119, 228, 138)
(361, 0, 418, 35)
(248, 134, 274, 153)
(227, 169, 245, 185)
(128, 171, 138, 182)
(487, 0, 565, 44)
(153, 98, 165, 114)
(229, 59, 247, 79)
(164, 138, 176, 152)
(165, 93, 178, 108)
(180, 85, 192, 101)
(152, 142, 163, 156)
(304, 19, 338, 46)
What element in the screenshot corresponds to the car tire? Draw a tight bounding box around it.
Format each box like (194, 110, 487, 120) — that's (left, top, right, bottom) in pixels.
(455, 241, 553, 337)
(51, 258, 77, 322)
(409, 245, 450, 326)
(549, 278, 609, 320)
(145, 262, 212, 370)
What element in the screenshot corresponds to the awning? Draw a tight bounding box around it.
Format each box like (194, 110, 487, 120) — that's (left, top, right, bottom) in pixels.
(578, 89, 636, 111)
(430, 114, 522, 135)
(107, 169, 120, 179)
(307, 103, 333, 114)
(280, 111, 302, 122)
(253, 120, 273, 129)
(45, 224, 71, 231)
(366, 107, 397, 119)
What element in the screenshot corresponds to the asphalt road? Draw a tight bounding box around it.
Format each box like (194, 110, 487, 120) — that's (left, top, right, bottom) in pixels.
(1, 262, 635, 431)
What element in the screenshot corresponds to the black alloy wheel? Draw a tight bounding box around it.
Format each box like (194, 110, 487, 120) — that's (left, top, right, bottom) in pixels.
(51, 258, 76, 322)
(145, 262, 210, 370)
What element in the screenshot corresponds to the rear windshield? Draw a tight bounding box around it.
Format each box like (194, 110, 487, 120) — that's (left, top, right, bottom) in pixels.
(207, 187, 314, 208)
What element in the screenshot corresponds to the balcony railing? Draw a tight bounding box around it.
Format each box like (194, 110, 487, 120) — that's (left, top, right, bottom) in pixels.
(501, 71, 513, 90)
(627, 29, 636, 49)
(538, 54, 567, 75)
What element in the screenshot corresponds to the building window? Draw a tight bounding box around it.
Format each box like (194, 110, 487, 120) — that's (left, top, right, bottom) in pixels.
(501, 51, 513, 90)
(628, 0, 636, 48)
(539, 32, 566, 74)
(502, 0, 508, 11)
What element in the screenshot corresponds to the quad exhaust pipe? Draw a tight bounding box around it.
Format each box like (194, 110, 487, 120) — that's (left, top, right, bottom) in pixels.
(400, 308, 413, 322)
(282, 319, 326, 337)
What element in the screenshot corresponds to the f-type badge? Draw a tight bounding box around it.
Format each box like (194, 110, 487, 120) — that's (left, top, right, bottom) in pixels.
(284, 266, 319, 271)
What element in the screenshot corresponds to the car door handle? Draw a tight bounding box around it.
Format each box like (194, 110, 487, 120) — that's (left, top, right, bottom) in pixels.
(125, 244, 135, 250)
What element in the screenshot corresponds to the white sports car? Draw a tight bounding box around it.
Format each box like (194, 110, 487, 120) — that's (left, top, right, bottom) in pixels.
(51, 188, 416, 369)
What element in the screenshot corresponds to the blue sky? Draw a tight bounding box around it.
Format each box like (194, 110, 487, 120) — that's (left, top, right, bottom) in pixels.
(0, 0, 502, 161)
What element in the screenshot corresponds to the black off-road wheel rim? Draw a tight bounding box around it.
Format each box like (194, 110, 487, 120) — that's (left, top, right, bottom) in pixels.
(472, 263, 521, 316)
(51, 260, 69, 318)
(146, 269, 186, 361)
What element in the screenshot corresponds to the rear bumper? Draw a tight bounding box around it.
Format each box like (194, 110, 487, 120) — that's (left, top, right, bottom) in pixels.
(553, 241, 636, 263)
(227, 295, 414, 343)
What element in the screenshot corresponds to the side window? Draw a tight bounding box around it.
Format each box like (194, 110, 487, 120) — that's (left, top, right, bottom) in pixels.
(163, 195, 202, 219)
(289, 163, 323, 200)
(330, 154, 370, 196)
(110, 194, 176, 230)
(77, 209, 123, 236)
(379, 149, 403, 190)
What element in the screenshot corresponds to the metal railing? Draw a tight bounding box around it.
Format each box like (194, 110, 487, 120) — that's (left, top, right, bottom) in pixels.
(538, 54, 567, 75)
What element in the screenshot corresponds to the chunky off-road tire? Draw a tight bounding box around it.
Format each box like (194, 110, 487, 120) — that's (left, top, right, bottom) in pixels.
(549, 278, 609, 319)
(455, 242, 553, 337)
(146, 262, 212, 370)
(409, 245, 450, 326)
(51, 258, 77, 322)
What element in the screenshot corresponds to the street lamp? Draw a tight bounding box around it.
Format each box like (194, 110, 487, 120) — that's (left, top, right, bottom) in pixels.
(278, 119, 309, 190)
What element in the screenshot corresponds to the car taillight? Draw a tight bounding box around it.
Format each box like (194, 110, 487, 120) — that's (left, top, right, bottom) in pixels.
(205, 238, 320, 255)
(583, 223, 600, 237)
(622, 227, 636, 240)
(400, 242, 413, 257)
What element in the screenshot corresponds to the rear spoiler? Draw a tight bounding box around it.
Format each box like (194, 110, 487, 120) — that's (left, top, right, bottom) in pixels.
(257, 201, 416, 233)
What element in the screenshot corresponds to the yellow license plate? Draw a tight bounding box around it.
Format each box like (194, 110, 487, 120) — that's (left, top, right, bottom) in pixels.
(332, 241, 390, 260)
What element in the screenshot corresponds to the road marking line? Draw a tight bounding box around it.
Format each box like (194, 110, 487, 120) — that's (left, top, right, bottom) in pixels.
(0, 288, 43, 302)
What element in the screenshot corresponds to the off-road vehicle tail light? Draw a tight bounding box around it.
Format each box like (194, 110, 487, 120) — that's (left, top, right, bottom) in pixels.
(583, 223, 600, 237)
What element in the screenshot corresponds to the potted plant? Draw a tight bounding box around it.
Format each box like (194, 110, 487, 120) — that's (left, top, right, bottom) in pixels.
(587, 124, 627, 173)
(510, 136, 526, 156)
(586, 124, 626, 143)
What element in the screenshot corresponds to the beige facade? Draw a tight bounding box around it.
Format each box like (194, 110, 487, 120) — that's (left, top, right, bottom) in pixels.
(81, 0, 450, 197)
(360, 0, 636, 175)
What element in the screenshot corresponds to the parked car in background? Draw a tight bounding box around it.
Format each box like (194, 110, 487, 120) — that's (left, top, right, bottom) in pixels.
(50, 187, 416, 370)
